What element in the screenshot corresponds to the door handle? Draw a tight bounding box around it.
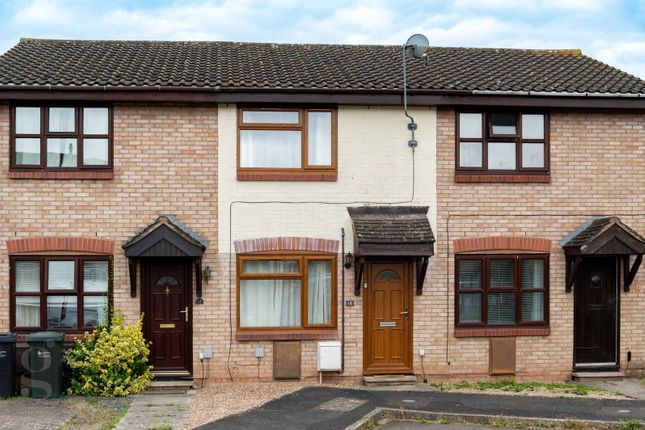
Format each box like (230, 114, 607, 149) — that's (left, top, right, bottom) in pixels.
(179, 306, 189, 322)
(400, 307, 409, 317)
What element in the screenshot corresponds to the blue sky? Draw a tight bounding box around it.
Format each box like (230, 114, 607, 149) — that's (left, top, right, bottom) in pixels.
(0, 0, 644, 78)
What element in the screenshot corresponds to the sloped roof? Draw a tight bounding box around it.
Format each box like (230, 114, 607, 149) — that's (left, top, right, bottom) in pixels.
(123, 215, 208, 258)
(561, 216, 645, 255)
(348, 206, 435, 245)
(0, 38, 643, 95)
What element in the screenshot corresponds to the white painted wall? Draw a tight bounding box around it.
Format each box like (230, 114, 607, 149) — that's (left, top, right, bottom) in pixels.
(217, 104, 437, 253)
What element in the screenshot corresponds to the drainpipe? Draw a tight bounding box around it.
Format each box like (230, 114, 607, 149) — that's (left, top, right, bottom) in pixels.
(341, 228, 346, 373)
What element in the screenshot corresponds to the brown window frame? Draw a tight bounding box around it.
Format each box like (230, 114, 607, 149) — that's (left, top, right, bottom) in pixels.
(237, 107, 338, 181)
(455, 254, 549, 328)
(455, 110, 549, 178)
(10, 104, 114, 173)
(10, 255, 113, 333)
(236, 253, 337, 332)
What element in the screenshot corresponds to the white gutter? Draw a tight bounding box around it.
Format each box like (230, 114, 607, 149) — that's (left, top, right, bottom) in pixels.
(472, 90, 645, 98)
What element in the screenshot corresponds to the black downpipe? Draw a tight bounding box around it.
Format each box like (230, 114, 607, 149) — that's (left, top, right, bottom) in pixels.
(341, 228, 346, 373)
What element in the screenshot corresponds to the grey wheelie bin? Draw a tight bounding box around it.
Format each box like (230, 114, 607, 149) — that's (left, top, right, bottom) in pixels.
(26, 332, 65, 398)
(0, 332, 17, 398)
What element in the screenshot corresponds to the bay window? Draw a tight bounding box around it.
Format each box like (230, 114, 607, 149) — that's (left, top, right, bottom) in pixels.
(456, 254, 548, 327)
(11, 256, 111, 331)
(238, 255, 336, 330)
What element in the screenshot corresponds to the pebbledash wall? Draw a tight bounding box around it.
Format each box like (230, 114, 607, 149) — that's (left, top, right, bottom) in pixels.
(213, 104, 437, 382)
(426, 108, 645, 381)
(0, 103, 219, 377)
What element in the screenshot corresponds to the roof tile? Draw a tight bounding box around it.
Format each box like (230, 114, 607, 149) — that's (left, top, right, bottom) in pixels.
(0, 39, 642, 94)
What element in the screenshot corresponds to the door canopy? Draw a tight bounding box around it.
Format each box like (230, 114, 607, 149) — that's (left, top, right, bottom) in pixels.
(123, 215, 209, 299)
(123, 215, 208, 258)
(561, 216, 645, 292)
(347, 206, 435, 296)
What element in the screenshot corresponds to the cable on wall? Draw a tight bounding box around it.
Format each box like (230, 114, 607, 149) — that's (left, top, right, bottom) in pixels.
(226, 147, 418, 381)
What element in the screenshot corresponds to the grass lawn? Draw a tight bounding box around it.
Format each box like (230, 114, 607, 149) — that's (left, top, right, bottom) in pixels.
(431, 379, 618, 397)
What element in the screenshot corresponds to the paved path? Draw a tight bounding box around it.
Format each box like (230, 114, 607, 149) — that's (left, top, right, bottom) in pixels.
(116, 392, 193, 430)
(196, 386, 645, 430)
(584, 378, 645, 400)
(0, 398, 73, 430)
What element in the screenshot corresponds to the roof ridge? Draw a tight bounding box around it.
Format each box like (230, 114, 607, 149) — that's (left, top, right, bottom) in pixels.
(16, 38, 584, 54)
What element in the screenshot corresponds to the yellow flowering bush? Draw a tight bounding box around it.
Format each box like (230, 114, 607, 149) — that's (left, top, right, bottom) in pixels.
(65, 312, 153, 397)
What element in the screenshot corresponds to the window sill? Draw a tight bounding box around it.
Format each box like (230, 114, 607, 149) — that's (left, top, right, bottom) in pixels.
(9, 170, 113, 180)
(237, 170, 337, 182)
(454, 327, 550, 338)
(236, 329, 337, 341)
(14, 332, 86, 343)
(455, 173, 550, 183)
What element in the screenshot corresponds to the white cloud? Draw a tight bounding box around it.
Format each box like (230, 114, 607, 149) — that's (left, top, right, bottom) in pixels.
(12, 0, 73, 25)
(0, 0, 643, 77)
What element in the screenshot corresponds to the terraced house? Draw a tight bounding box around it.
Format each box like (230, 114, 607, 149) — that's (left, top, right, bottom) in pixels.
(0, 38, 643, 388)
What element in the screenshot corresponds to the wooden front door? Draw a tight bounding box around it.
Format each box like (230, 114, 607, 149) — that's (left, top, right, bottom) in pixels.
(142, 259, 192, 372)
(364, 260, 413, 374)
(574, 257, 618, 367)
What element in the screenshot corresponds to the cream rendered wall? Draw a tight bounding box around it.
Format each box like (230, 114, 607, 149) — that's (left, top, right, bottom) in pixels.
(217, 104, 437, 252)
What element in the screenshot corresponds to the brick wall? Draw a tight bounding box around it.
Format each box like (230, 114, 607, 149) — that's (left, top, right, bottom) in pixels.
(0, 103, 218, 376)
(426, 108, 645, 380)
(2, 101, 642, 384)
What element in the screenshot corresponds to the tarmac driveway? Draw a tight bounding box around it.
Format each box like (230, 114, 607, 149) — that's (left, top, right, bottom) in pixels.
(196, 386, 645, 430)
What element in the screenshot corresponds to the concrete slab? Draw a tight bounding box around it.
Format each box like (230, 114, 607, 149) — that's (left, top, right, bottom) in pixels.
(582, 378, 645, 400)
(115, 391, 194, 430)
(377, 423, 533, 430)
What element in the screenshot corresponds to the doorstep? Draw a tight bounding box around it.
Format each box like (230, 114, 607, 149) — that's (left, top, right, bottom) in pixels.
(571, 371, 625, 382)
(363, 374, 417, 387)
(146, 378, 195, 394)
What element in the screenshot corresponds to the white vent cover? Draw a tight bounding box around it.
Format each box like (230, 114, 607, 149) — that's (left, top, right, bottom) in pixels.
(317, 341, 342, 371)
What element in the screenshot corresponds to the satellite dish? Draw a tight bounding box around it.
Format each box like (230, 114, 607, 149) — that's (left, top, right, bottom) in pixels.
(405, 34, 429, 59)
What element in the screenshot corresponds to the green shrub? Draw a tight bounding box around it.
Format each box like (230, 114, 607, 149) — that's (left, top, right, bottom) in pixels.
(65, 312, 152, 397)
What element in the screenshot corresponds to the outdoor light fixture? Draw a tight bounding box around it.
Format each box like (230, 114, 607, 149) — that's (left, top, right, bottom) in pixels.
(344, 252, 353, 269)
(202, 265, 212, 282)
(402, 33, 430, 148)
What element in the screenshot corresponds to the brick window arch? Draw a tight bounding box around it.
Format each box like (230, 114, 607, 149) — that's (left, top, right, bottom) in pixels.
(234, 237, 339, 254)
(7, 237, 114, 254)
(453, 236, 551, 254)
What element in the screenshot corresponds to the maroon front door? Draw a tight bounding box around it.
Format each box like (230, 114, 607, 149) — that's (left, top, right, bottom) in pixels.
(574, 257, 618, 368)
(142, 259, 192, 373)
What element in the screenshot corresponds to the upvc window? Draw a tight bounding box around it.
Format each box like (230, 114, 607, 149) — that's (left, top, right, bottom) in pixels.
(237, 108, 337, 181)
(11, 256, 111, 331)
(456, 255, 548, 327)
(11, 105, 112, 171)
(457, 112, 548, 174)
(238, 255, 336, 329)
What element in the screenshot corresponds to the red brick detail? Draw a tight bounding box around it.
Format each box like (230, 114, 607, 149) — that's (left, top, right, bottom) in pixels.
(454, 328, 551, 338)
(9, 171, 113, 180)
(7, 237, 115, 254)
(234, 237, 339, 254)
(453, 236, 551, 254)
(237, 170, 337, 182)
(236, 330, 338, 341)
(455, 174, 550, 183)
